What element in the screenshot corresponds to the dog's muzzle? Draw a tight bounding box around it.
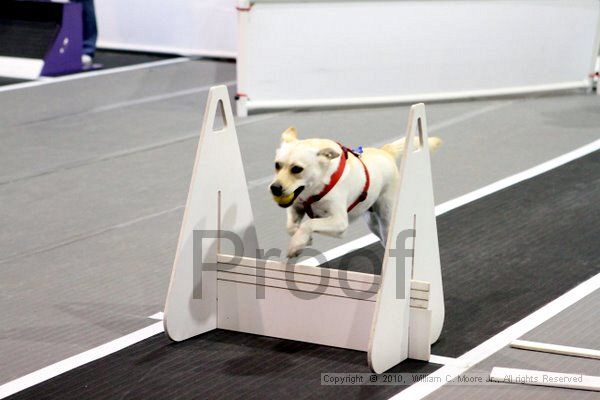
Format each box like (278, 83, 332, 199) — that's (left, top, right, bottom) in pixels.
(272, 186, 305, 208)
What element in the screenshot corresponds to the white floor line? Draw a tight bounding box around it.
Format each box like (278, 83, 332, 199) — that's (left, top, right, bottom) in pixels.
(435, 138, 600, 215)
(91, 80, 237, 113)
(1, 139, 598, 397)
(302, 234, 380, 267)
(0, 58, 190, 93)
(0, 321, 164, 400)
(303, 138, 600, 267)
(148, 312, 164, 321)
(391, 273, 600, 400)
(0, 311, 168, 398)
(428, 355, 468, 368)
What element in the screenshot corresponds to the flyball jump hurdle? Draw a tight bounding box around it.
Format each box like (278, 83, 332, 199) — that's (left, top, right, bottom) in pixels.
(164, 85, 444, 373)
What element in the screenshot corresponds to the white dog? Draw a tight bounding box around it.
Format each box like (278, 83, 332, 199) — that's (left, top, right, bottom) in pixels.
(270, 127, 441, 258)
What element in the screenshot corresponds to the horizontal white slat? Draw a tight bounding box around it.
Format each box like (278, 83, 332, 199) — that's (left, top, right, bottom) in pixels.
(218, 264, 378, 294)
(511, 340, 600, 360)
(218, 271, 376, 301)
(217, 254, 380, 284)
(410, 290, 429, 301)
(411, 280, 430, 292)
(410, 299, 429, 310)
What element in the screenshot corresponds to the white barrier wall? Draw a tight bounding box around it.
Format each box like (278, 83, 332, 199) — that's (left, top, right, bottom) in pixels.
(236, 0, 600, 115)
(95, 0, 237, 57)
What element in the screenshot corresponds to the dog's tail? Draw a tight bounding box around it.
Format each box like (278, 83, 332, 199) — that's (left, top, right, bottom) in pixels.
(381, 137, 442, 159)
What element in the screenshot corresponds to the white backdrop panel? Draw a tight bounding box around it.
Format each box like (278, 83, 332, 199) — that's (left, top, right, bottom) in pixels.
(238, 0, 600, 114)
(95, 0, 237, 57)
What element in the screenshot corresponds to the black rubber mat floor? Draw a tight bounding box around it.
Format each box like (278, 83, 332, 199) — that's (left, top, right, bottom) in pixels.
(0, 77, 27, 87)
(7, 151, 599, 399)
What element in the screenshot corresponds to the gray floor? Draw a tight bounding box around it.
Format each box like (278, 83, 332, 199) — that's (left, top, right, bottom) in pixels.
(0, 59, 599, 385)
(425, 289, 600, 400)
(521, 290, 600, 350)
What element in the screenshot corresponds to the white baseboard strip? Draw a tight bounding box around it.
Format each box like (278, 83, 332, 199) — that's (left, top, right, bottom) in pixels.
(490, 366, 600, 392)
(0, 56, 44, 80)
(511, 340, 600, 360)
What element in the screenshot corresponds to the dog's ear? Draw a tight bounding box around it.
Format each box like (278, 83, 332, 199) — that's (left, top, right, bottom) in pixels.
(317, 147, 340, 160)
(281, 127, 298, 143)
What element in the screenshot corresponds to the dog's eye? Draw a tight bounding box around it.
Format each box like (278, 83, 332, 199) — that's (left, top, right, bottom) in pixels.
(275, 162, 282, 170)
(291, 166, 304, 174)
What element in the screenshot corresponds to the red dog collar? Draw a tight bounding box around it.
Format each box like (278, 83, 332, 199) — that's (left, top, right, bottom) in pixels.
(303, 143, 370, 219)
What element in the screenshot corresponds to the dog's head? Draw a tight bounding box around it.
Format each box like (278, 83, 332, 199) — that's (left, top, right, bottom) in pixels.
(270, 127, 341, 208)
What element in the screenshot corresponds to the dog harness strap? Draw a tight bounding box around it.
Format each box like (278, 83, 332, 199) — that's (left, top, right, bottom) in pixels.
(303, 143, 370, 219)
(303, 146, 348, 219)
(347, 156, 370, 213)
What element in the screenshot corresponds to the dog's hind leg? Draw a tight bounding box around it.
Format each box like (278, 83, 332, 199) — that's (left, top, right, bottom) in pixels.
(369, 183, 397, 246)
(364, 210, 385, 244)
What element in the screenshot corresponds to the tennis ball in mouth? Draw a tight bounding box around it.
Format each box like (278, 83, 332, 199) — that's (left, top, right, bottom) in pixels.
(273, 193, 294, 205)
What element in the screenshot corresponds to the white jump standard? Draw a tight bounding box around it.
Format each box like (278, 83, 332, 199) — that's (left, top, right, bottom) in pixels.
(163, 85, 445, 374)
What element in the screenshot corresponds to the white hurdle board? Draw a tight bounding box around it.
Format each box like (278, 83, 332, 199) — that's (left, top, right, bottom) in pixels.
(164, 85, 444, 373)
(95, 0, 237, 58)
(369, 107, 444, 372)
(236, 0, 600, 116)
(163, 85, 259, 341)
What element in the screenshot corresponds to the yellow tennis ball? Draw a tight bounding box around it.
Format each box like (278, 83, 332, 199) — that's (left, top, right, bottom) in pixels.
(273, 193, 294, 205)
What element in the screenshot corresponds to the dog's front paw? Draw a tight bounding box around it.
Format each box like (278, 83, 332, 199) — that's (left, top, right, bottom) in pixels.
(287, 229, 312, 258)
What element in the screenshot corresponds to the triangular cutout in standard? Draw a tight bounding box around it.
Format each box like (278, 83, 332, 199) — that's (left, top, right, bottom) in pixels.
(212, 99, 227, 132)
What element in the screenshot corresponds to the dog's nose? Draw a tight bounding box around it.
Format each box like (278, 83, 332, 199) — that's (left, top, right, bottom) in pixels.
(270, 184, 283, 196)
